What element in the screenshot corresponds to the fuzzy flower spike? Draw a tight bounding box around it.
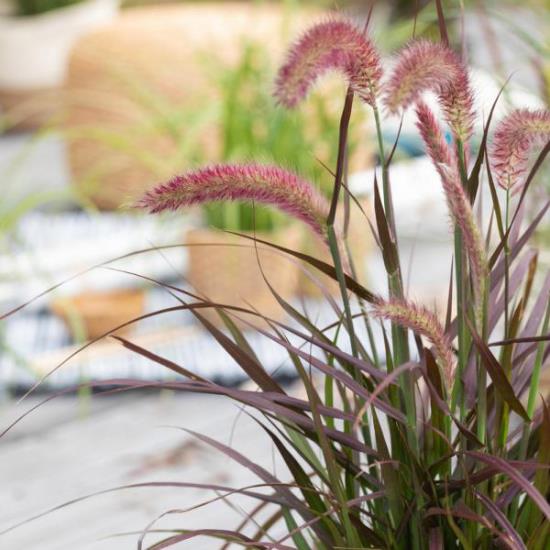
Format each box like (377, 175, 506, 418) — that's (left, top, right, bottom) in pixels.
(274, 18, 382, 109)
(491, 108, 550, 191)
(415, 100, 454, 171)
(415, 101, 486, 304)
(440, 165, 487, 302)
(137, 163, 330, 240)
(373, 298, 456, 390)
(385, 40, 475, 142)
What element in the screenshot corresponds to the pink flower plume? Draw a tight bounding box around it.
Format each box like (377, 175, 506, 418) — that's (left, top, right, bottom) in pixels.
(439, 166, 487, 300)
(385, 40, 475, 141)
(438, 62, 475, 142)
(490, 108, 550, 190)
(137, 163, 330, 238)
(372, 298, 455, 389)
(415, 100, 453, 171)
(274, 18, 382, 108)
(384, 40, 459, 113)
(416, 102, 485, 301)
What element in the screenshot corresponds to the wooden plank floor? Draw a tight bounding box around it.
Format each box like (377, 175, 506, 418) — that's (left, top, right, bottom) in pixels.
(0, 391, 288, 549)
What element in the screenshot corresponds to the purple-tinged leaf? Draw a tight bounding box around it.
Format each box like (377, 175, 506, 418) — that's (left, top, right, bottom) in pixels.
(466, 451, 550, 521)
(146, 528, 292, 550)
(474, 490, 526, 550)
(226, 230, 379, 304)
(467, 317, 529, 421)
(192, 309, 285, 394)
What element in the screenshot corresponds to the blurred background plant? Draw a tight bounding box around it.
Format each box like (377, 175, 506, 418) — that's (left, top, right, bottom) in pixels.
(201, 40, 365, 232)
(59, 12, 369, 232)
(14, 0, 82, 16)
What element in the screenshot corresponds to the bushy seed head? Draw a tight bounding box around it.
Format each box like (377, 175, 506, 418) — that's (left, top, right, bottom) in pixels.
(438, 63, 475, 142)
(415, 100, 453, 170)
(385, 40, 475, 141)
(439, 166, 487, 301)
(274, 18, 382, 108)
(491, 108, 550, 191)
(137, 163, 330, 239)
(384, 40, 459, 114)
(416, 102, 485, 305)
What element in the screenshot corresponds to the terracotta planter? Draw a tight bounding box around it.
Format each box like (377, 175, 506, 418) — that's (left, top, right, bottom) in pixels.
(51, 287, 145, 341)
(185, 226, 301, 328)
(297, 197, 373, 297)
(0, 0, 119, 129)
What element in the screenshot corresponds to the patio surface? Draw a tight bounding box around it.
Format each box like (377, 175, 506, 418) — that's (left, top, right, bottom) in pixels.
(1, 390, 287, 549)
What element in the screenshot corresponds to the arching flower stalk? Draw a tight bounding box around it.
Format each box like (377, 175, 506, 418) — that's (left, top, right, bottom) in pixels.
(137, 163, 330, 240)
(439, 165, 487, 304)
(491, 108, 550, 191)
(416, 102, 486, 309)
(372, 298, 456, 390)
(274, 18, 383, 109)
(385, 40, 475, 143)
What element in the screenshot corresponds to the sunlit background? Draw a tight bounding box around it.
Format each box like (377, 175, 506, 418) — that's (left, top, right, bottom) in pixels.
(0, 0, 548, 548)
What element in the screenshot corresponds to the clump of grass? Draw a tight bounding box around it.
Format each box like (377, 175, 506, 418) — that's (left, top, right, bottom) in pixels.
(130, 14, 550, 549)
(2, 6, 550, 550)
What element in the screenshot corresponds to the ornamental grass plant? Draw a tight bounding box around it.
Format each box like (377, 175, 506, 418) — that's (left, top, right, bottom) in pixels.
(2, 5, 550, 550)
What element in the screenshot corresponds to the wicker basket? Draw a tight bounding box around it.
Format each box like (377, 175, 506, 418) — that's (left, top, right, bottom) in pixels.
(63, 3, 314, 210)
(51, 288, 145, 341)
(186, 225, 301, 328)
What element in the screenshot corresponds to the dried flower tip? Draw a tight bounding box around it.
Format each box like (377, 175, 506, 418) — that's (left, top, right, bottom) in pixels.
(439, 166, 487, 300)
(274, 18, 382, 108)
(137, 163, 330, 239)
(384, 40, 460, 114)
(491, 108, 550, 190)
(372, 298, 455, 389)
(385, 40, 475, 141)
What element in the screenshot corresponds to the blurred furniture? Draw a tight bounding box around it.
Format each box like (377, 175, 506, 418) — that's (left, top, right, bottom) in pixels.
(0, 0, 118, 129)
(63, 2, 313, 210)
(0, 210, 189, 306)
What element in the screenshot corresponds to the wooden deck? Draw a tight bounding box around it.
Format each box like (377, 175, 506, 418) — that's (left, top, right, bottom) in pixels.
(0, 390, 288, 549)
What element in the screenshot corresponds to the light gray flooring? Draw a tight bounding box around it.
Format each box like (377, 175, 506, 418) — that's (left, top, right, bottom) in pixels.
(0, 391, 289, 549)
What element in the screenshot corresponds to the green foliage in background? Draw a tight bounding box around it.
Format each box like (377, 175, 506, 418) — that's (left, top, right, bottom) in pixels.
(14, 0, 82, 16)
(204, 41, 345, 232)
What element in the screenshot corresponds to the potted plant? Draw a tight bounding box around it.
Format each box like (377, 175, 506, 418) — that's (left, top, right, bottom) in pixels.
(135, 13, 550, 549)
(186, 206, 303, 329)
(3, 4, 550, 549)
(0, 0, 118, 128)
